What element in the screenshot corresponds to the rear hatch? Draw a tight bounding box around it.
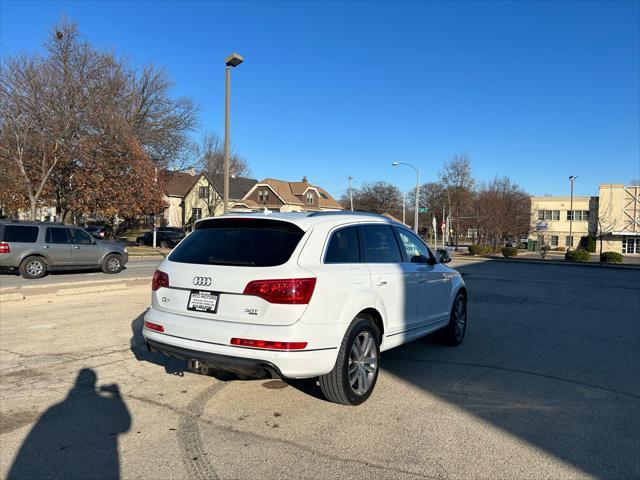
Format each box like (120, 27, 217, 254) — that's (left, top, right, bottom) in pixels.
(152, 217, 314, 327)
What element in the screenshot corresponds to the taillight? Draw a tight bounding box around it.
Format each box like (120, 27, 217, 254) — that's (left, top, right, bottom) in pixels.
(144, 321, 164, 332)
(151, 270, 169, 291)
(230, 338, 307, 350)
(0, 243, 10, 254)
(243, 278, 316, 304)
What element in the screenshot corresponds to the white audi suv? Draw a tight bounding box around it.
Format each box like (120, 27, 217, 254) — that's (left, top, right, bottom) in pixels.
(143, 212, 467, 405)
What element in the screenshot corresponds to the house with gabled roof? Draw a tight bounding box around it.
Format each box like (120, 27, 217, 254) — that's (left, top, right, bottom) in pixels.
(237, 176, 343, 212)
(161, 169, 257, 227)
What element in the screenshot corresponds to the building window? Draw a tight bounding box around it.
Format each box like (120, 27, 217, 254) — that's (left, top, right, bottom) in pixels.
(258, 189, 269, 203)
(567, 210, 589, 221)
(198, 186, 209, 199)
(565, 236, 573, 247)
(538, 210, 560, 221)
(622, 236, 640, 254)
(192, 208, 202, 222)
(550, 235, 559, 247)
(306, 192, 314, 205)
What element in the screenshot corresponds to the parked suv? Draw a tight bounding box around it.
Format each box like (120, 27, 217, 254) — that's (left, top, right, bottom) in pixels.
(0, 221, 129, 279)
(143, 212, 467, 405)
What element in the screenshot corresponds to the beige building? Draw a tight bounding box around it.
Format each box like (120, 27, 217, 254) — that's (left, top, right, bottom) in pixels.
(529, 184, 640, 254)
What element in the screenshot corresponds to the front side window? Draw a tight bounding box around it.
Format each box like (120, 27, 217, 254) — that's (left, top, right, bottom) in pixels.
(71, 229, 93, 245)
(169, 218, 305, 267)
(2, 225, 39, 243)
(360, 225, 402, 263)
(46, 228, 69, 244)
(395, 228, 430, 262)
(325, 226, 359, 263)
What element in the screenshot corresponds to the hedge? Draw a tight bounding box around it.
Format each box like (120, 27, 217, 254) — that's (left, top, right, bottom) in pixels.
(565, 250, 592, 263)
(600, 251, 623, 264)
(468, 244, 492, 255)
(501, 247, 518, 258)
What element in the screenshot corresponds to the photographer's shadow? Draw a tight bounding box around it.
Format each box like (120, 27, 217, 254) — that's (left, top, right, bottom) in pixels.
(8, 369, 130, 480)
(130, 311, 186, 375)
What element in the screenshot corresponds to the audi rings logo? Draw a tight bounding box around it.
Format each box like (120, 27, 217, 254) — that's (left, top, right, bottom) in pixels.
(192, 276, 212, 287)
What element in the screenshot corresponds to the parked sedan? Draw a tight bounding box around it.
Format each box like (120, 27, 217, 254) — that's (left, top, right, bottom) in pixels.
(136, 230, 185, 248)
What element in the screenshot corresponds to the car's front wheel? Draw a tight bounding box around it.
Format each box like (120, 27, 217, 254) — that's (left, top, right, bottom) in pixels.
(101, 254, 123, 274)
(19, 256, 47, 279)
(319, 315, 380, 405)
(436, 292, 467, 346)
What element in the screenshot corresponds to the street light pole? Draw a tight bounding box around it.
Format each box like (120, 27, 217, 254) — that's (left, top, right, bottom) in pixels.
(568, 175, 577, 250)
(392, 162, 420, 234)
(223, 53, 244, 214)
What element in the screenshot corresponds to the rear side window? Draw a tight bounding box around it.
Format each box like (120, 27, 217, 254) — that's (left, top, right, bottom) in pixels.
(325, 226, 360, 263)
(2, 225, 39, 243)
(46, 228, 70, 244)
(360, 225, 402, 263)
(70, 229, 93, 245)
(169, 218, 305, 267)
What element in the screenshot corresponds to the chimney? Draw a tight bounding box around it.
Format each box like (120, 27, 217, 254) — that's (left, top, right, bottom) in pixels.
(302, 175, 308, 182)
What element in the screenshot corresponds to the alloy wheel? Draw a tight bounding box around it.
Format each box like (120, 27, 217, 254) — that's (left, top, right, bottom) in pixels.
(348, 331, 378, 395)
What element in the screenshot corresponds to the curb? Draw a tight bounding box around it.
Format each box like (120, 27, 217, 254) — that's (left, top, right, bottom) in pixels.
(0, 277, 151, 302)
(452, 255, 640, 270)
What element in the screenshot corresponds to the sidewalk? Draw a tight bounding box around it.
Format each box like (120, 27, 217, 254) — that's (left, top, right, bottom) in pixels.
(451, 250, 640, 269)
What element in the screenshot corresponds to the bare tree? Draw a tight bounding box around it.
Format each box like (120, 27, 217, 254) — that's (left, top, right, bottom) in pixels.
(439, 154, 475, 249)
(0, 54, 60, 219)
(342, 181, 402, 217)
(477, 176, 530, 248)
(191, 131, 250, 216)
(0, 19, 198, 221)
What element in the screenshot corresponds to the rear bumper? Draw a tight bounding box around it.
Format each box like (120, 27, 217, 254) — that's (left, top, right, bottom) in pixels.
(142, 307, 340, 378)
(147, 339, 283, 378)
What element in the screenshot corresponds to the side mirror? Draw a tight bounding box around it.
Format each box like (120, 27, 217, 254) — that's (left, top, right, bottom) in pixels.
(410, 254, 428, 264)
(436, 249, 452, 263)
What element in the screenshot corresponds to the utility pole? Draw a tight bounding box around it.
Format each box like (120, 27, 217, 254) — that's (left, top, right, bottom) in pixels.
(347, 175, 354, 211)
(223, 53, 244, 214)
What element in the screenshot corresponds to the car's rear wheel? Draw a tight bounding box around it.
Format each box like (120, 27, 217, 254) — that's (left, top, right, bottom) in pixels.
(436, 292, 467, 346)
(101, 254, 123, 274)
(319, 315, 380, 405)
(19, 256, 47, 279)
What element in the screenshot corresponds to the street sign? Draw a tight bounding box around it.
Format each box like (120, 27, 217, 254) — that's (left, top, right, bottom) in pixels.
(418, 208, 427, 213)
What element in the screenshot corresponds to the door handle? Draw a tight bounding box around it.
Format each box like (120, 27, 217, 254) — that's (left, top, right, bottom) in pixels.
(376, 279, 388, 286)
(418, 276, 427, 283)
(73, 245, 80, 249)
(43, 245, 49, 249)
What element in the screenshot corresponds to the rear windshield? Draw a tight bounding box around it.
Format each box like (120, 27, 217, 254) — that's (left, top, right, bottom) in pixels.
(169, 218, 305, 267)
(2, 225, 39, 243)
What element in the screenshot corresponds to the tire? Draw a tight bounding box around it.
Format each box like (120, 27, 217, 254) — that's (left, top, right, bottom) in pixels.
(101, 254, 123, 274)
(319, 315, 381, 405)
(435, 292, 467, 346)
(19, 256, 47, 279)
(159, 240, 169, 249)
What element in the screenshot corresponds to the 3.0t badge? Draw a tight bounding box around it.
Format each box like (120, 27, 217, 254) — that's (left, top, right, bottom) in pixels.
(192, 276, 212, 287)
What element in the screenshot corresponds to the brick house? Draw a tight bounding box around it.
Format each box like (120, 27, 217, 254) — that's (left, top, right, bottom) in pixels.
(237, 176, 343, 212)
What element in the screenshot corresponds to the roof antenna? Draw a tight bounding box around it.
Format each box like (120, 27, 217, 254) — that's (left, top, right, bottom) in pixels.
(263, 206, 272, 215)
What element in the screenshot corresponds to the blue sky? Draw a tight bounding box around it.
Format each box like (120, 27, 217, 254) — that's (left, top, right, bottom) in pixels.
(1, 0, 638, 199)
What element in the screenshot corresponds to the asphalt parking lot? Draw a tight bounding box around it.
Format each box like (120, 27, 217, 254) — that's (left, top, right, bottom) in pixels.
(1, 259, 638, 479)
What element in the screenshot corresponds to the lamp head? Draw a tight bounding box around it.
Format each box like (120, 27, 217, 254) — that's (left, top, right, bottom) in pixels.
(392, 162, 400, 166)
(225, 53, 244, 67)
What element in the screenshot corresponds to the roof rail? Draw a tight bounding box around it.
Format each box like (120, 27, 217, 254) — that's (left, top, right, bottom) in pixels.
(307, 211, 384, 218)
